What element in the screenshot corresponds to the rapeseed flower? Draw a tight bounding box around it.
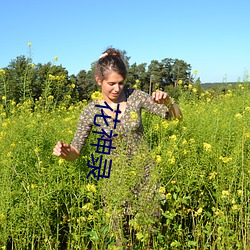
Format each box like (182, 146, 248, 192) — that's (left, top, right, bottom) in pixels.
(54, 56, 58, 62)
(130, 111, 138, 121)
(203, 142, 212, 152)
(0, 69, 5, 75)
(155, 155, 162, 164)
(168, 156, 176, 165)
(158, 186, 166, 194)
(237, 189, 243, 196)
(165, 193, 172, 199)
(234, 113, 242, 120)
(169, 134, 177, 141)
(219, 156, 232, 164)
(222, 190, 230, 197)
(232, 204, 239, 211)
(161, 120, 168, 128)
(91, 91, 103, 101)
(208, 171, 217, 180)
(0, 213, 5, 221)
(86, 184, 97, 193)
(178, 79, 183, 85)
(194, 207, 203, 216)
(28, 42, 32, 47)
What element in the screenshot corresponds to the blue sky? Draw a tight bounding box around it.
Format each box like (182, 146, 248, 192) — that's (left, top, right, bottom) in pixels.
(1, 0, 249, 83)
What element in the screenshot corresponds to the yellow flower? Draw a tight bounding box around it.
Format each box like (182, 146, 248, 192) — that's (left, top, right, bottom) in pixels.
(71, 83, 76, 89)
(34, 147, 41, 153)
(28, 42, 32, 47)
(189, 138, 195, 144)
(169, 134, 177, 141)
(81, 203, 93, 212)
(133, 84, 138, 89)
(237, 189, 243, 196)
(219, 156, 232, 164)
(245, 132, 250, 138)
(91, 91, 103, 101)
(58, 158, 65, 165)
(0, 69, 6, 75)
(222, 190, 230, 197)
(234, 113, 242, 120)
(48, 95, 54, 100)
(2, 96, 6, 100)
(168, 156, 175, 165)
(193, 69, 198, 74)
(192, 88, 197, 93)
(245, 106, 250, 112)
(208, 171, 217, 180)
(130, 111, 138, 121)
(155, 155, 162, 164)
(54, 56, 58, 62)
(86, 184, 96, 193)
(203, 142, 212, 152)
(232, 204, 239, 211)
(135, 79, 140, 83)
(154, 123, 159, 131)
(195, 207, 203, 216)
(48, 74, 55, 80)
(178, 79, 183, 85)
(158, 186, 166, 194)
(188, 84, 193, 89)
(162, 120, 168, 128)
(0, 213, 5, 221)
(165, 193, 172, 199)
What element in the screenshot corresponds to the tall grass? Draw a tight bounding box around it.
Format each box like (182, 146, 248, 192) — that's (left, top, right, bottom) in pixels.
(0, 83, 249, 249)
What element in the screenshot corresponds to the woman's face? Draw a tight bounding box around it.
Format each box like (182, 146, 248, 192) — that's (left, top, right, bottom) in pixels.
(96, 71, 125, 102)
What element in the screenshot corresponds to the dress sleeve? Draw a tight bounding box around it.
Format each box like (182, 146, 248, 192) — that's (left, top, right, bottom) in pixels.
(71, 103, 94, 152)
(135, 90, 170, 119)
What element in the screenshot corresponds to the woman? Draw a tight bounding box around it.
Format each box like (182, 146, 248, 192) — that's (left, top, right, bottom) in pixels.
(53, 48, 182, 247)
(53, 48, 182, 160)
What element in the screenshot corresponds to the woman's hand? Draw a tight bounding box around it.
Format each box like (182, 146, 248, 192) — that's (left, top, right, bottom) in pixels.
(152, 91, 171, 105)
(53, 141, 80, 161)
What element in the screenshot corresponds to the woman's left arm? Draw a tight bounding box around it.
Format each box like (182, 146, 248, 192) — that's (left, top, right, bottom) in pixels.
(152, 91, 183, 120)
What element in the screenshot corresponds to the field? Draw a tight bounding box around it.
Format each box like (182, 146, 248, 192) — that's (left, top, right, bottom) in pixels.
(0, 83, 249, 249)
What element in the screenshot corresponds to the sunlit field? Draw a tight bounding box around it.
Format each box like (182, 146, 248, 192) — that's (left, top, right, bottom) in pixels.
(0, 81, 249, 249)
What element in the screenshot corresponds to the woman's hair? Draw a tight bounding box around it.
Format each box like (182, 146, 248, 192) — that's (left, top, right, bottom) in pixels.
(95, 48, 127, 81)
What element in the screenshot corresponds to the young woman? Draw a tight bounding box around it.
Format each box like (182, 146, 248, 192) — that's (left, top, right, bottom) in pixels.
(53, 48, 182, 246)
(53, 48, 182, 160)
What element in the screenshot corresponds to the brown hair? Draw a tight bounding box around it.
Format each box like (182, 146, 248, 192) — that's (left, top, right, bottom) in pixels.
(95, 48, 127, 81)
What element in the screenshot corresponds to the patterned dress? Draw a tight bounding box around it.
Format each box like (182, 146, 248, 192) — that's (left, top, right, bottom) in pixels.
(71, 88, 169, 155)
(72, 88, 171, 240)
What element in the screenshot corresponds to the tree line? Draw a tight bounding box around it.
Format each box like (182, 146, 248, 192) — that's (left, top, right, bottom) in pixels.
(0, 51, 200, 106)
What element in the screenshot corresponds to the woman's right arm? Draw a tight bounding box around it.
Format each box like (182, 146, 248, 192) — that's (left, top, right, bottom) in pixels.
(53, 103, 95, 161)
(53, 141, 80, 161)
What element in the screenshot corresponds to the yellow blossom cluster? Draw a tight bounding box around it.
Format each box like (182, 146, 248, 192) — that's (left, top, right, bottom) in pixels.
(130, 111, 138, 121)
(48, 74, 66, 81)
(91, 91, 103, 101)
(203, 142, 212, 152)
(219, 156, 232, 164)
(0, 69, 6, 75)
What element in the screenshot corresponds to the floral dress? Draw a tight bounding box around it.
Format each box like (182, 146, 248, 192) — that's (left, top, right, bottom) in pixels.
(72, 88, 171, 240)
(71, 88, 169, 155)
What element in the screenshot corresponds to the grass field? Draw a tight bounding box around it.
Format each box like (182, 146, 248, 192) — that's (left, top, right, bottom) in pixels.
(0, 83, 249, 249)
